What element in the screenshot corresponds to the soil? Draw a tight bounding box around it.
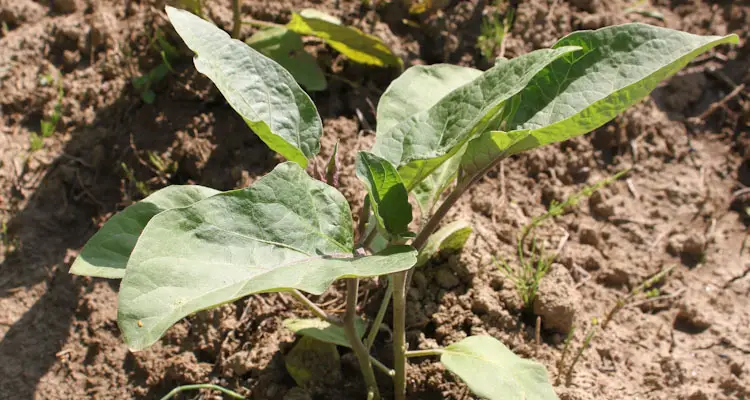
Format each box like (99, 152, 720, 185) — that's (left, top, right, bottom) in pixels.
(1, 0, 749, 399)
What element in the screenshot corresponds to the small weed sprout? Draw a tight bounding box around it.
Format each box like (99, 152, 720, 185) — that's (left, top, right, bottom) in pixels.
(68, 8, 736, 400)
(497, 171, 628, 308)
(496, 238, 553, 308)
(478, 1, 514, 61)
(558, 265, 675, 386)
(30, 72, 64, 151)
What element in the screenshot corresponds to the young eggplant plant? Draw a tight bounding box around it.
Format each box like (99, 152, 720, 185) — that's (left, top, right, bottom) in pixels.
(69, 6, 737, 400)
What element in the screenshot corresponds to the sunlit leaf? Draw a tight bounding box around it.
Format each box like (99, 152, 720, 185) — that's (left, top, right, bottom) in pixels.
(167, 6, 322, 167)
(70, 185, 219, 279)
(287, 12, 402, 68)
(462, 24, 738, 177)
(441, 336, 557, 400)
(118, 162, 417, 350)
(371, 46, 580, 190)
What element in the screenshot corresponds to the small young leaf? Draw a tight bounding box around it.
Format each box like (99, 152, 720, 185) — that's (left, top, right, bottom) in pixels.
(286, 12, 402, 68)
(371, 46, 580, 190)
(166, 6, 322, 167)
(70, 185, 219, 279)
(441, 336, 557, 400)
(283, 318, 365, 348)
(416, 220, 472, 267)
(376, 64, 482, 138)
(285, 336, 341, 388)
(118, 162, 417, 350)
(355, 152, 412, 236)
(246, 27, 327, 92)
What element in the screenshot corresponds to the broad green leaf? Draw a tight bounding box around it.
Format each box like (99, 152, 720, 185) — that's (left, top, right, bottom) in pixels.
(70, 185, 219, 279)
(246, 27, 327, 92)
(376, 64, 482, 138)
(462, 25, 737, 177)
(460, 129, 531, 177)
(416, 220, 472, 267)
(286, 13, 402, 68)
(355, 152, 412, 236)
(371, 46, 580, 190)
(283, 318, 365, 348)
(118, 162, 417, 350)
(166, 6, 322, 168)
(285, 336, 341, 387)
(441, 336, 557, 400)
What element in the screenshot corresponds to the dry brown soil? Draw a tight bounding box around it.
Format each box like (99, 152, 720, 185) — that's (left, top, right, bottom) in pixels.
(1, 0, 749, 399)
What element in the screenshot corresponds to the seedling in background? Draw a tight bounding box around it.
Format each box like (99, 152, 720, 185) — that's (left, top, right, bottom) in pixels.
(132, 29, 178, 104)
(69, 7, 736, 400)
(30, 73, 64, 151)
(478, 0, 514, 61)
(558, 265, 675, 386)
(243, 8, 401, 91)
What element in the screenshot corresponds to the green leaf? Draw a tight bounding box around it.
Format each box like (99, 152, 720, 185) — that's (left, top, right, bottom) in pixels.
(371, 46, 580, 190)
(441, 336, 557, 400)
(460, 129, 531, 178)
(462, 25, 737, 177)
(246, 27, 327, 92)
(285, 336, 341, 388)
(118, 162, 417, 350)
(166, 6, 322, 168)
(412, 147, 465, 217)
(286, 12, 402, 68)
(70, 185, 219, 279)
(355, 152, 412, 236)
(416, 220, 472, 267)
(283, 318, 365, 348)
(376, 64, 483, 139)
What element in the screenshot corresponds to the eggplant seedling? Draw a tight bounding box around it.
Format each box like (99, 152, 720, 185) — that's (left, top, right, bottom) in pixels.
(70, 7, 737, 400)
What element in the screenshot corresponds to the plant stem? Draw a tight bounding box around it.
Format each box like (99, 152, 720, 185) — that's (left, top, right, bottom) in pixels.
(344, 278, 381, 400)
(405, 348, 444, 358)
(289, 289, 341, 325)
(391, 271, 408, 400)
(412, 181, 470, 251)
(370, 355, 396, 377)
(160, 384, 245, 400)
(364, 277, 393, 350)
(565, 326, 597, 386)
(231, 0, 241, 39)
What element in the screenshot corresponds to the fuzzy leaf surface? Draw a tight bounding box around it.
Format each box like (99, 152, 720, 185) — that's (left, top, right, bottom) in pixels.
(167, 6, 322, 167)
(70, 186, 219, 279)
(441, 336, 557, 400)
(462, 24, 738, 176)
(246, 27, 326, 91)
(371, 46, 580, 190)
(286, 13, 401, 67)
(376, 64, 482, 139)
(355, 152, 412, 236)
(118, 162, 417, 350)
